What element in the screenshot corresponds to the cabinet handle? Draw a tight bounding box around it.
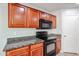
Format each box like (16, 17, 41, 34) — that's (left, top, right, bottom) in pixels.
(64, 35, 67, 37)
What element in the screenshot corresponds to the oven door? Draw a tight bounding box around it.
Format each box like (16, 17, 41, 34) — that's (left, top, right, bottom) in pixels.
(44, 40, 56, 56)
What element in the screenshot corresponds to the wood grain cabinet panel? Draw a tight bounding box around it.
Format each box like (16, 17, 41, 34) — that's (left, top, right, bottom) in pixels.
(30, 43, 43, 49)
(56, 38, 61, 54)
(19, 52, 29, 56)
(40, 12, 52, 21)
(28, 8, 39, 28)
(40, 11, 47, 20)
(30, 43, 43, 56)
(8, 3, 28, 28)
(46, 14, 52, 21)
(52, 15, 56, 28)
(30, 47, 43, 56)
(6, 46, 29, 56)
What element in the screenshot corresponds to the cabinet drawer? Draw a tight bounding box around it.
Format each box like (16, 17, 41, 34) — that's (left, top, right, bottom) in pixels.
(30, 43, 43, 49)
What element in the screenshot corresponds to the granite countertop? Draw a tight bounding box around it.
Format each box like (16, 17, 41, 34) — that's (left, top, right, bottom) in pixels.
(3, 36, 44, 51)
(3, 34, 61, 51)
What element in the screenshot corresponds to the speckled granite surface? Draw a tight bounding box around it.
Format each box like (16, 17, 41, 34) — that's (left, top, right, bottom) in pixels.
(7, 36, 38, 44)
(3, 36, 43, 51)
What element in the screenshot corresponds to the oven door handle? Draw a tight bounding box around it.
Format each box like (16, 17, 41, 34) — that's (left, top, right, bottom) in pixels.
(45, 42, 55, 45)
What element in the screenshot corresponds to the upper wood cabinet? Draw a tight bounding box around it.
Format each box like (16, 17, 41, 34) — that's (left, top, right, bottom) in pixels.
(8, 3, 28, 28)
(27, 8, 39, 28)
(8, 3, 39, 28)
(6, 46, 29, 56)
(40, 11, 52, 21)
(40, 11, 48, 20)
(52, 15, 56, 28)
(46, 14, 52, 21)
(40, 11, 56, 29)
(8, 3, 56, 29)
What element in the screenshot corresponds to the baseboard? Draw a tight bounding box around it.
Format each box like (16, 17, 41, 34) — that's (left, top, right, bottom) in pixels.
(56, 51, 79, 56)
(63, 52, 79, 55)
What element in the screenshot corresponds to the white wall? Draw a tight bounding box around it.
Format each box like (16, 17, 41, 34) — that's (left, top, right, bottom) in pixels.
(0, 3, 61, 56)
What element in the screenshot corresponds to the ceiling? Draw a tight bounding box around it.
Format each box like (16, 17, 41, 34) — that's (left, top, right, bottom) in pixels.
(22, 3, 79, 12)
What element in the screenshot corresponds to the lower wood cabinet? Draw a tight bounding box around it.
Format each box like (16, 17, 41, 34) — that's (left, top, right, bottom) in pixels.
(6, 42, 43, 56)
(30, 47, 43, 56)
(6, 46, 29, 56)
(56, 37, 61, 54)
(30, 43, 43, 56)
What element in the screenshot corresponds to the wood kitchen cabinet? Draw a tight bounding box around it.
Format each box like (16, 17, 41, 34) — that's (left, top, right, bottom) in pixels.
(30, 43, 43, 56)
(52, 15, 56, 28)
(40, 11, 47, 20)
(8, 3, 39, 28)
(40, 12, 56, 29)
(8, 3, 28, 28)
(27, 8, 39, 28)
(40, 11, 52, 21)
(56, 37, 61, 54)
(6, 46, 29, 56)
(8, 3, 56, 29)
(46, 14, 52, 21)
(6, 42, 44, 56)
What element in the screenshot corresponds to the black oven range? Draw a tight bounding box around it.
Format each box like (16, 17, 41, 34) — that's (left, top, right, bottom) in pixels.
(36, 31, 56, 56)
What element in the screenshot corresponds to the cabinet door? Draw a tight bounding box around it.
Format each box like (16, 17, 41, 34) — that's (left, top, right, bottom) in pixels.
(40, 11, 47, 20)
(30, 43, 43, 56)
(46, 14, 52, 21)
(52, 15, 56, 28)
(30, 47, 43, 56)
(8, 3, 27, 28)
(6, 46, 29, 56)
(56, 38, 61, 54)
(28, 8, 39, 28)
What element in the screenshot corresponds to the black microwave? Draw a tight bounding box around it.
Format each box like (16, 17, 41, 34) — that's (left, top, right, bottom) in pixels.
(39, 19, 52, 29)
